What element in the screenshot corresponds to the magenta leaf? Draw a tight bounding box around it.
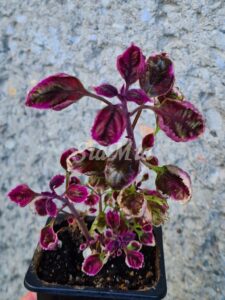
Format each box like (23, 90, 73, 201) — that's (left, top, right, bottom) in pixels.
(60, 147, 77, 170)
(69, 176, 81, 185)
(94, 84, 118, 98)
(118, 188, 146, 218)
(40, 226, 58, 250)
(155, 165, 192, 203)
(142, 223, 153, 232)
(158, 86, 184, 103)
(34, 197, 57, 217)
(49, 174, 65, 190)
(66, 184, 88, 203)
(106, 210, 120, 229)
(82, 253, 104, 276)
(154, 99, 205, 142)
(125, 250, 144, 269)
(146, 155, 159, 166)
(46, 199, 57, 217)
(67, 148, 107, 176)
(126, 89, 152, 105)
(142, 133, 155, 150)
(8, 184, 38, 207)
(25, 73, 87, 110)
(139, 231, 155, 246)
(104, 143, 140, 189)
(84, 194, 100, 206)
(117, 44, 145, 85)
(127, 240, 142, 251)
(91, 105, 126, 146)
(140, 53, 174, 97)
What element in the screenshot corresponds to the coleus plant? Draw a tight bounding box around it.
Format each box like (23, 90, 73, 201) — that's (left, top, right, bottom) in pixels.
(8, 44, 205, 276)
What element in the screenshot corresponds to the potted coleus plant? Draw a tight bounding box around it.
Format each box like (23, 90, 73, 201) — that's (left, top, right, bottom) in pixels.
(8, 44, 205, 300)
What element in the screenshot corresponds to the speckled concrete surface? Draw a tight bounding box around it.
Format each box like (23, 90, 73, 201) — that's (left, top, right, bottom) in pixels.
(0, 1, 225, 299)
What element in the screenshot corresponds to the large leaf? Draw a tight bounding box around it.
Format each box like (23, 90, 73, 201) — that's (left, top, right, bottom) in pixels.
(104, 143, 140, 189)
(154, 99, 205, 142)
(8, 184, 38, 207)
(67, 148, 107, 176)
(25, 73, 87, 110)
(117, 44, 145, 85)
(91, 105, 126, 146)
(139, 53, 174, 97)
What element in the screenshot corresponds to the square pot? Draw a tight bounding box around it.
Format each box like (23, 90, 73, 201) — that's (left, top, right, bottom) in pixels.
(24, 223, 166, 300)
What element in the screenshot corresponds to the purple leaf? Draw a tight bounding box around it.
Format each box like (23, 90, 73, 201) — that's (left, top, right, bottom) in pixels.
(106, 210, 120, 229)
(49, 174, 65, 190)
(139, 232, 155, 246)
(94, 84, 118, 98)
(140, 53, 174, 97)
(125, 250, 144, 269)
(127, 240, 142, 251)
(155, 165, 192, 203)
(69, 176, 81, 185)
(106, 239, 120, 253)
(104, 228, 113, 239)
(82, 254, 104, 276)
(67, 148, 107, 176)
(66, 184, 88, 203)
(146, 155, 159, 166)
(8, 184, 38, 207)
(91, 105, 126, 146)
(154, 99, 205, 142)
(84, 194, 100, 206)
(126, 89, 153, 105)
(25, 73, 87, 110)
(60, 147, 77, 170)
(142, 133, 155, 150)
(117, 44, 145, 85)
(142, 223, 153, 232)
(104, 143, 140, 189)
(40, 226, 58, 250)
(158, 86, 184, 103)
(118, 188, 146, 218)
(46, 199, 58, 217)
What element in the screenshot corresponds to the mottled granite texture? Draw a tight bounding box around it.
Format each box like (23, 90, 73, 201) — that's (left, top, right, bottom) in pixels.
(0, 1, 225, 299)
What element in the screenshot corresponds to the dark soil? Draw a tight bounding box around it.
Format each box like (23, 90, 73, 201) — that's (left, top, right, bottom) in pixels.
(36, 219, 159, 291)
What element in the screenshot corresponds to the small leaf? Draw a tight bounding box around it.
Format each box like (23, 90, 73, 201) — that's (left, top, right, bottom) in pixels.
(126, 89, 152, 105)
(94, 84, 118, 98)
(90, 212, 106, 234)
(82, 254, 104, 276)
(49, 174, 65, 190)
(67, 148, 107, 176)
(46, 199, 58, 217)
(118, 188, 146, 218)
(154, 99, 205, 142)
(34, 197, 58, 217)
(155, 165, 192, 203)
(26, 73, 87, 110)
(60, 147, 77, 170)
(140, 53, 174, 97)
(91, 105, 126, 146)
(142, 133, 155, 150)
(40, 226, 58, 250)
(125, 250, 144, 269)
(8, 184, 38, 207)
(66, 184, 88, 203)
(106, 210, 120, 229)
(117, 44, 145, 85)
(158, 86, 184, 103)
(127, 240, 142, 251)
(105, 143, 140, 189)
(139, 232, 155, 246)
(84, 194, 100, 206)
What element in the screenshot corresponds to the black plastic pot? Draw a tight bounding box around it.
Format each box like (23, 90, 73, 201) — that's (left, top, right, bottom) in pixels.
(24, 225, 166, 300)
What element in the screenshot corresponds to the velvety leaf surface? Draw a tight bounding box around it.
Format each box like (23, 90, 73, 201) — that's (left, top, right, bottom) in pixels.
(67, 148, 107, 176)
(126, 89, 152, 105)
(155, 165, 192, 203)
(91, 105, 126, 146)
(117, 44, 145, 85)
(8, 184, 37, 207)
(94, 84, 118, 98)
(25, 73, 87, 110)
(154, 99, 205, 142)
(104, 143, 140, 189)
(39, 226, 58, 250)
(66, 184, 88, 203)
(125, 250, 144, 269)
(82, 254, 104, 276)
(140, 53, 174, 97)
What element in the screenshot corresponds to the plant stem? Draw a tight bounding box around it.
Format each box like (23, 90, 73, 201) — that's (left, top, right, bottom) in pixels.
(87, 91, 112, 106)
(132, 109, 142, 129)
(130, 105, 155, 116)
(54, 194, 91, 241)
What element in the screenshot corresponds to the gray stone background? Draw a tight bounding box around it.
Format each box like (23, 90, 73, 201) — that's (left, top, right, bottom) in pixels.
(0, 1, 225, 299)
